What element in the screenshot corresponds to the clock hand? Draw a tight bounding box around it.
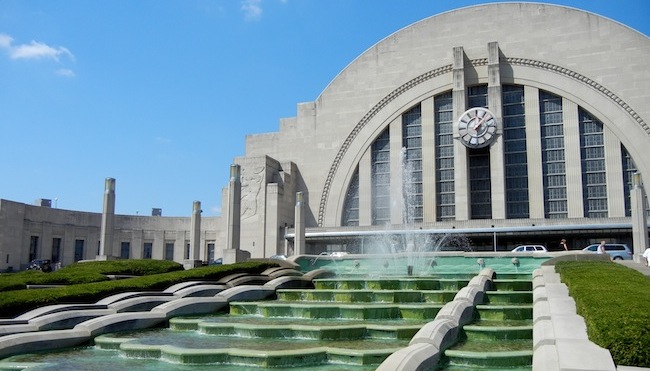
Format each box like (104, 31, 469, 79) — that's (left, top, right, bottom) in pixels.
(473, 113, 492, 130)
(473, 115, 485, 130)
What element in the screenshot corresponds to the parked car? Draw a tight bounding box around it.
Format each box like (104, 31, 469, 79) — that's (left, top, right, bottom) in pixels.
(511, 245, 548, 253)
(27, 259, 52, 272)
(582, 243, 633, 260)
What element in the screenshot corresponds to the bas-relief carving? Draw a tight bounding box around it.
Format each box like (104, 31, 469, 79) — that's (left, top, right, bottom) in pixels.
(240, 164, 266, 221)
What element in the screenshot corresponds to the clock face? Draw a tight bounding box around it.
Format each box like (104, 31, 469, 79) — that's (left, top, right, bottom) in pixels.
(458, 107, 497, 148)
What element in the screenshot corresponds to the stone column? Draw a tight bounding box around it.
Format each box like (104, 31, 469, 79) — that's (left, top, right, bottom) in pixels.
(452, 46, 469, 221)
(184, 200, 203, 269)
(294, 192, 306, 255)
(631, 173, 648, 262)
(98, 178, 115, 260)
(224, 164, 249, 263)
(487, 41, 505, 219)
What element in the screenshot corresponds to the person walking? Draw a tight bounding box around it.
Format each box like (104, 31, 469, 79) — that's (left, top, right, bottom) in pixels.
(643, 247, 650, 268)
(560, 239, 569, 251)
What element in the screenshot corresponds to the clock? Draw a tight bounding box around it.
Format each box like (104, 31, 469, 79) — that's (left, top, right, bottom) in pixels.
(457, 107, 498, 148)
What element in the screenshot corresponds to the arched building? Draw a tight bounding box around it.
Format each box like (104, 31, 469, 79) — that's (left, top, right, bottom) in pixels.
(1, 3, 649, 270)
(228, 2, 650, 256)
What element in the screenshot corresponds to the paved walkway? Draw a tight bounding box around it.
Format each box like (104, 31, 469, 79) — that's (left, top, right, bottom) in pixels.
(615, 260, 650, 277)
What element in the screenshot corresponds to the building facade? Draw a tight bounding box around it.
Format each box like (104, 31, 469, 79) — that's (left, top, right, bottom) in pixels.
(1, 3, 649, 270)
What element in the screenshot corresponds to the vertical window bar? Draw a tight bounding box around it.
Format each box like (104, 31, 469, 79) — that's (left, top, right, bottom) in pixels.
(503, 85, 529, 218)
(579, 109, 607, 218)
(372, 129, 390, 225)
(540, 91, 568, 218)
(402, 104, 423, 223)
(435, 91, 455, 220)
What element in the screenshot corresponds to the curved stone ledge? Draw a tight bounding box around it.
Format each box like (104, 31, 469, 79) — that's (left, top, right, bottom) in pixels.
(435, 300, 475, 327)
(454, 285, 485, 305)
(261, 267, 303, 278)
(172, 284, 227, 298)
(467, 275, 491, 292)
(151, 297, 229, 319)
(96, 291, 175, 305)
(107, 295, 176, 313)
(74, 311, 167, 338)
(0, 324, 36, 336)
(215, 285, 276, 302)
(302, 268, 337, 280)
(224, 275, 271, 287)
(14, 304, 108, 321)
(0, 328, 91, 359)
(409, 318, 458, 349)
(263, 275, 314, 290)
(376, 342, 440, 371)
(162, 281, 218, 293)
(30, 308, 115, 331)
(479, 267, 496, 279)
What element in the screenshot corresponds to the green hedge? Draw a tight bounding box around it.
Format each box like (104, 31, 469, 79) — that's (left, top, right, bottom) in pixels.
(555, 261, 650, 367)
(0, 261, 278, 319)
(0, 259, 185, 292)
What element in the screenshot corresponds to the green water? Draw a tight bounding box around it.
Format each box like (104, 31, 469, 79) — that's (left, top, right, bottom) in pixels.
(4, 348, 377, 371)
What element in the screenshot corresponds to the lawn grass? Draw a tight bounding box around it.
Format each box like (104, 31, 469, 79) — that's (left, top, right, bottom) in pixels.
(555, 260, 650, 367)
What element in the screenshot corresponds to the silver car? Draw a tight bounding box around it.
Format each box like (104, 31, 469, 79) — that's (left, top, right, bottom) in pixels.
(582, 243, 633, 260)
(511, 245, 548, 252)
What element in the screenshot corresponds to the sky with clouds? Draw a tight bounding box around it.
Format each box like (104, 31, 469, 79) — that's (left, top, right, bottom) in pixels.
(0, 0, 648, 217)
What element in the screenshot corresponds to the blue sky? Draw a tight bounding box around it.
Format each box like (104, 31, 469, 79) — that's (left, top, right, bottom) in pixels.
(1, 0, 648, 217)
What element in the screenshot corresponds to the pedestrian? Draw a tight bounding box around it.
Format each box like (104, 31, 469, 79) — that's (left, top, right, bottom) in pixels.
(598, 240, 611, 260)
(560, 239, 569, 251)
(643, 247, 650, 268)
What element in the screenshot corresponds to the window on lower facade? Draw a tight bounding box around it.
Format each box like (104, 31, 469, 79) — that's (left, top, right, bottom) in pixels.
(29, 236, 39, 262)
(120, 242, 130, 259)
(51, 238, 62, 263)
(74, 240, 85, 262)
(143, 242, 153, 259)
(164, 242, 174, 261)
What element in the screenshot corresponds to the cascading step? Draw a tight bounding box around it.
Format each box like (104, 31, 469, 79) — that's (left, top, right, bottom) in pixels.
(443, 348, 533, 368)
(93, 334, 402, 367)
(276, 288, 458, 304)
(229, 301, 444, 320)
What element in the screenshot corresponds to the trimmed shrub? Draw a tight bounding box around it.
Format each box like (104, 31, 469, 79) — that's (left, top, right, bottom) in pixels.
(0, 259, 185, 292)
(0, 261, 278, 319)
(555, 261, 650, 367)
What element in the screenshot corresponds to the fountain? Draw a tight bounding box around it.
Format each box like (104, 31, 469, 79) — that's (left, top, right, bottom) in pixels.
(0, 148, 550, 370)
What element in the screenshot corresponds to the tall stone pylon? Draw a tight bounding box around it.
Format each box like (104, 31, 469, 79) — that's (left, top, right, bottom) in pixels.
(294, 191, 306, 255)
(631, 172, 648, 263)
(98, 177, 115, 260)
(224, 164, 249, 263)
(184, 200, 203, 269)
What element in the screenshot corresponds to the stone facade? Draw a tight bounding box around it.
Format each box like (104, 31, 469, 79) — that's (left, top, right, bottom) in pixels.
(1, 3, 649, 270)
